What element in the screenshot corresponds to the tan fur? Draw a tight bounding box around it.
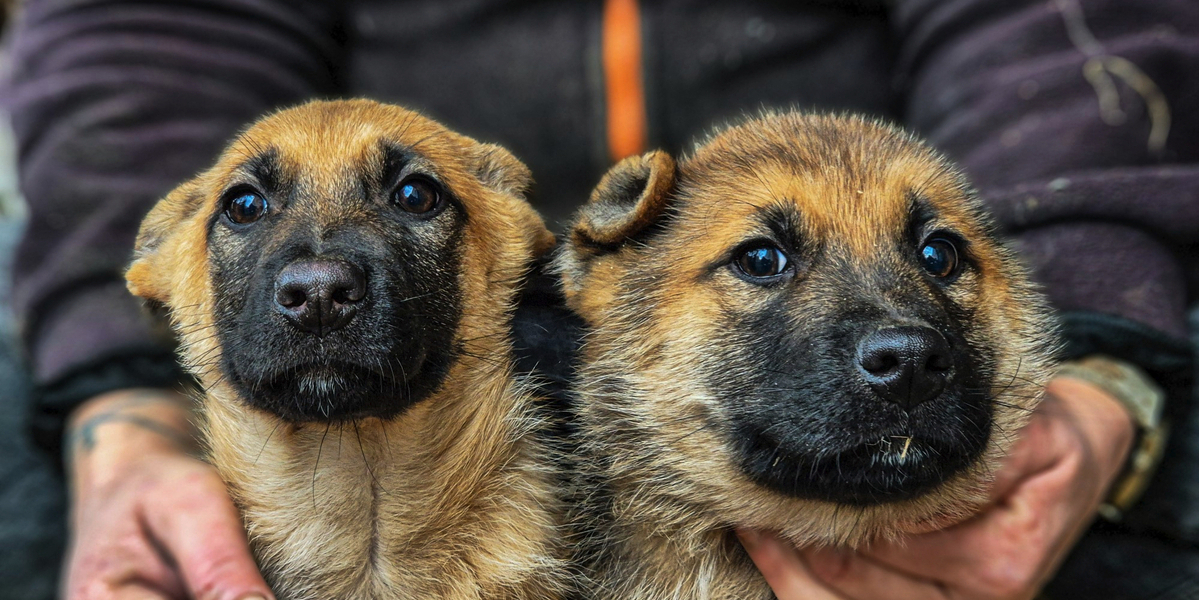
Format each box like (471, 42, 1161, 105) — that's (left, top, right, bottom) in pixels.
(127, 99, 566, 600)
(558, 112, 1058, 599)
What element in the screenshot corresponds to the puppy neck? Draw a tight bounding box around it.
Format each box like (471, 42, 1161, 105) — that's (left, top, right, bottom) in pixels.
(199, 351, 563, 599)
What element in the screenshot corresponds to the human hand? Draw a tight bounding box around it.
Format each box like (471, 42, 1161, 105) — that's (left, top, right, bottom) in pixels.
(62, 388, 272, 600)
(739, 376, 1135, 600)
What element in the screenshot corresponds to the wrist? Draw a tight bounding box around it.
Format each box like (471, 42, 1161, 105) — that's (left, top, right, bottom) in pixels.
(1054, 355, 1170, 521)
(66, 388, 198, 494)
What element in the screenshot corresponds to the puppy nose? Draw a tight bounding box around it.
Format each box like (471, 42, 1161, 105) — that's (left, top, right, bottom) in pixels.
(856, 326, 953, 410)
(273, 259, 366, 335)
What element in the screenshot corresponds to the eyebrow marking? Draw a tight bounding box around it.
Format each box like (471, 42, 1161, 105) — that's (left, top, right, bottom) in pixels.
(241, 147, 282, 193)
(907, 191, 938, 242)
(758, 203, 806, 253)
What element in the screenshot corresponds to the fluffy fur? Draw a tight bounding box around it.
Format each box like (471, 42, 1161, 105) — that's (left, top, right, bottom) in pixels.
(557, 111, 1058, 599)
(126, 99, 569, 599)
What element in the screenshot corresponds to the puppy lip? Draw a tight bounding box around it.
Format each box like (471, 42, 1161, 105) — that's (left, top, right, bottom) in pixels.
(740, 420, 984, 504)
(274, 358, 407, 384)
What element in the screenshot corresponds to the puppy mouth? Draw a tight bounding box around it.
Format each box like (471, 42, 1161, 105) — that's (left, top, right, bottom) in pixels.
(229, 356, 424, 422)
(739, 420, 986, 506)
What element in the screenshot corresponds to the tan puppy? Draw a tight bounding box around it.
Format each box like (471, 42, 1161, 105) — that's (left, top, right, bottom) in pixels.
(126, 99, 569, 599)
(557, 112, 1058, 599)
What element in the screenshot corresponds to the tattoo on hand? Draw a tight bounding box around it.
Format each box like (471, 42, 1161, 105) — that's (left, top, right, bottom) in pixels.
(70, 412, 194, 454)
(68, 392, 197, 457)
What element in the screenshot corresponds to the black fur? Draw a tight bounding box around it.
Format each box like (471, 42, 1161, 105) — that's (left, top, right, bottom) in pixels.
(208, 145, 466, 422)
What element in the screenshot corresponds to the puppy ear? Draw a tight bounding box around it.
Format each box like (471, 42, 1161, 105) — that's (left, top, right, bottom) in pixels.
(471, 142, 533, 197)
(465, 142, 555, 257)
(556, 150, 675, 302)
(126, 179, 205, 303)
(570, 150, 676, 251)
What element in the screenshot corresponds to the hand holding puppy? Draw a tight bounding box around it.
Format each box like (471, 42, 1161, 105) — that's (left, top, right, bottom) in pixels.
(62, 389, 271, 600)
(740, 376, 1134, 600)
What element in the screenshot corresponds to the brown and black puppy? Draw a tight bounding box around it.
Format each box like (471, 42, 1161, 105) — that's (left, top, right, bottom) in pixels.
(557, 112, 1057, 599)
(125, 99, 570, 599)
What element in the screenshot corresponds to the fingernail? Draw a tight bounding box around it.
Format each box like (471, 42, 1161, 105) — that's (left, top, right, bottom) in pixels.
(239, 595, 269, 600)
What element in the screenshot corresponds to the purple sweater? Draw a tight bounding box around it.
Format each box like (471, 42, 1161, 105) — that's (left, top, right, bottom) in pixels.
(5, 0, 1197, 448)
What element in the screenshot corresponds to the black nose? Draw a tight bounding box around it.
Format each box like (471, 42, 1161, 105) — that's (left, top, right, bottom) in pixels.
(273, 259, 366, 335)
(856, 326, 954, 410)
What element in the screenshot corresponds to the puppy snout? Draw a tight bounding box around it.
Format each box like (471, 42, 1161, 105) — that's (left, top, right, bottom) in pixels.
(273, 259, 366, 336)
(856, 326, 953, 411)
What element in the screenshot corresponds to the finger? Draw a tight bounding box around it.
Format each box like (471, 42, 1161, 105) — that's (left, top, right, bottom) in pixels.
(736, 530, 846, 600)
(64, 523, 188, 600)
(803, 547, 950, 600)
(986, 407, 1060, 504)
(140, 471, 273, 600)
(861, 460, 1075, 593)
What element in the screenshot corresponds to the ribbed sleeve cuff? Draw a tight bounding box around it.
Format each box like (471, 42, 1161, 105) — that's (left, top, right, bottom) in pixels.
(24, 280, 185, 463)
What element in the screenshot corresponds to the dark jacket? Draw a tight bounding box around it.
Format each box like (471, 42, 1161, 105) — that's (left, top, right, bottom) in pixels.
(5, 0, 1199, 596)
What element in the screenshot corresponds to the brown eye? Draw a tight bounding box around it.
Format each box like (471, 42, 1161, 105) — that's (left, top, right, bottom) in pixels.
(735, 245, 790, 280)
(393, 178, 441, 214)
(920, 238, 960, 279)
(225, 191, 268, 225)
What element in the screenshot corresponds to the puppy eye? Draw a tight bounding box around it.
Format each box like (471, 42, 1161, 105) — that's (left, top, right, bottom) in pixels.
(736, 245, 790, 280)
(393, 177, 441, 214)
(920, 238, 960, 279)
(225, 191, 269, 225)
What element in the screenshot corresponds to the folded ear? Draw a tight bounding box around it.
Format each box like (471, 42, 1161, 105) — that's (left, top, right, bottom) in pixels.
(569, 150, 676, 252)
(465, 142, 555, 257)
(125, 179, 206, 303)
(556, 150, 676, 302)
(470, 142, 533, 197)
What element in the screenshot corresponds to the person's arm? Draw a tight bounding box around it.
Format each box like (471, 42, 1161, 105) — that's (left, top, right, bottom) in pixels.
(743, 1, 1199, 598)
(896, 0, 1197, 373)
(64, 389, 276, 600)
(8, 0, 344, 460)
(5, 1, 344, 597)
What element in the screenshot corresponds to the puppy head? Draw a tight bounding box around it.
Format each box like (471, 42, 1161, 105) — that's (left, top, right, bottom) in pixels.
(559, 112, 1056, 542)
(128, 99, 552, 423)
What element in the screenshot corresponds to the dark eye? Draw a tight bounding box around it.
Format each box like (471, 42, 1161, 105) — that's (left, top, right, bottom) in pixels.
(920, 238, 960, 279)
(736, 245, 790, 279)
(225, 191, 268, 225)
(393, 177, 441, 214)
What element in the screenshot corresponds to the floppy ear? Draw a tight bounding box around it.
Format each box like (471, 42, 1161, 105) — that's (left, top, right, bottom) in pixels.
(470, 142, 533, 197)
(125, 179, 206, 303)
(569, 150, 676, 252)
(465, 142, 555, 257)
(556, 150, 676, 301)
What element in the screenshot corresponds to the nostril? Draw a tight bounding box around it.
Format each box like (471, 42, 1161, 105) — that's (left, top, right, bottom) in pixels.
(860, 351, 899, 375)
(331, 274, 366, 305)
(276, 286, 307, 309)
(926, 351, 952, 372)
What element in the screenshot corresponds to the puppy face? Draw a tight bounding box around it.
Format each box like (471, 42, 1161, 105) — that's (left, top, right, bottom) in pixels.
(128, 100, 552, 423)
(560, 113, 1055, 540)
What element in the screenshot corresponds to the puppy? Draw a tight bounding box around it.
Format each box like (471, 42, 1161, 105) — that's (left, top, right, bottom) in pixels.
(125, 99, 569, 599)
(556, 112, 1058, 599)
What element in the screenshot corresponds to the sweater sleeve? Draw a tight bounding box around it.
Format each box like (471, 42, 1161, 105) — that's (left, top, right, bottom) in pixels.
(4, 0, 343, 455)
(891, 0, 1197, 376)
